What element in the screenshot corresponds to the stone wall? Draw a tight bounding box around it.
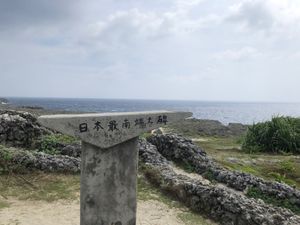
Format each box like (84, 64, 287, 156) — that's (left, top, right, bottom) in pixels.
(0, 147, 80, 173)
(0, 110, 51, 148)
(139, 139, 300, 225)
(147, 134, 300, 211)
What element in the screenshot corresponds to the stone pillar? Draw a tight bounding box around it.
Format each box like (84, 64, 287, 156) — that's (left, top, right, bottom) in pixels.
(38, 111, 192, 225)
(80, 138, 138, 225)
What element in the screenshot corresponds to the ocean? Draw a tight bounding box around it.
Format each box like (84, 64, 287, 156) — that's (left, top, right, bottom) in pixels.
(5, 97, 300, 125)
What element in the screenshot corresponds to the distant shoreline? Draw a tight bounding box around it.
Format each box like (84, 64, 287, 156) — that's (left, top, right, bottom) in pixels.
(2, 97, 300, 125)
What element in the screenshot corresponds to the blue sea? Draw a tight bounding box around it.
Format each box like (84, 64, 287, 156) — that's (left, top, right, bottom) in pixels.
(5, 97, 300, 125)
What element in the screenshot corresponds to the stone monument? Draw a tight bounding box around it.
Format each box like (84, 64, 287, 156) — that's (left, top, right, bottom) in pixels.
(38, 111, 192, 225)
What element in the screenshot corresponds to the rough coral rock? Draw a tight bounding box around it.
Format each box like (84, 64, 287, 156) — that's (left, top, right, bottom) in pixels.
(0, 110, 51, 148)
(147, 134, 300, 211)
(139, 139, 300, 225)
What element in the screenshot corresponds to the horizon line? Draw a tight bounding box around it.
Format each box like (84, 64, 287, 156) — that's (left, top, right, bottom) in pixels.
(2, 96, 300, 104)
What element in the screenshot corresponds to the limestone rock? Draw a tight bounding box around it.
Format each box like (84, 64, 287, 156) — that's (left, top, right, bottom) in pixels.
(0, 110, 51, 148)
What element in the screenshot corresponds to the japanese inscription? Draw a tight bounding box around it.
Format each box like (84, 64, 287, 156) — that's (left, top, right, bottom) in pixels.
(78, 115, 168, 133)
(147, 117, 153, 126)
(134, 118, 146, 128)
(39, 111, 192, 150)
(122, 119, 131, 129)
(94, 121, 104, 131)
(108, 120, 119, 131)
(157, 115, 168, 125)
(79, 123, 88, 133)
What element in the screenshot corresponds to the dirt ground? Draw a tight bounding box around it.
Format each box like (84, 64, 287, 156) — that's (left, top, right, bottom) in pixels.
(0, 198, 185, 225)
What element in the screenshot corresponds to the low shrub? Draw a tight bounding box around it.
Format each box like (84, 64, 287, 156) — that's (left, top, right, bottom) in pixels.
(0, 145, 13, 174)
(38, 134, 78, 155)
(0, 146, 26, 174)
(242, 116, 300, 154)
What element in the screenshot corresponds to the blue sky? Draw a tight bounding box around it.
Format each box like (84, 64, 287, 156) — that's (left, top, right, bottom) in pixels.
(1, 0, 300, 102)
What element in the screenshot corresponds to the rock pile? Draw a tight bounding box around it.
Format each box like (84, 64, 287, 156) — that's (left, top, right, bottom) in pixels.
(147, 134, 300, 212)
(0, 110, 51, 148)
(139, 139, 300, 225)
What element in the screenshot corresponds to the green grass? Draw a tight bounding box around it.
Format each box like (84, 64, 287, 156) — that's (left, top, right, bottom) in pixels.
(0, 172, 215, 224)
(0, 200, 10, 209)
(194, 137, 300, 189)
(0, 173, 80, 202)
(178, 212, 213, 225)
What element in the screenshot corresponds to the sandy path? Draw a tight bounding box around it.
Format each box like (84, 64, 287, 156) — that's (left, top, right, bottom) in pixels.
(0, 199, 184, 225)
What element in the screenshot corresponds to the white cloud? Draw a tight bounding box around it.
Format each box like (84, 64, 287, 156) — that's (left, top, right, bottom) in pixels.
(226, 0, 300, 35)
(79, 0, 217, 49)
(1, 0, 300, 101)
(213, 47, 261, 61)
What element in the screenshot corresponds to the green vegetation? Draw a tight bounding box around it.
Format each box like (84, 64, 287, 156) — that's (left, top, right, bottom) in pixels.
(139, 132, 153, 139)
(194, 137, 300, 189)
(0, 145, 13, 174)
(0, 200, 10, 209)
(0, 173, 80, 202)
(242, 116, 300, 154)
(178, 212, 213, 225)
(0, 145, 27, 174)
(39, 134, 79, 155)
(246, 187, 300, 214)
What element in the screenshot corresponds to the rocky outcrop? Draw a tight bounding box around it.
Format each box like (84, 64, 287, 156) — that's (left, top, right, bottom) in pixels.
(139, 139, 300, 225)
(60, 143, 81, 158)
(0, 110, 51, 148)
(0, 147, 80, 173)
(147, 134, 300, 211)
(168, 118, 248, 137)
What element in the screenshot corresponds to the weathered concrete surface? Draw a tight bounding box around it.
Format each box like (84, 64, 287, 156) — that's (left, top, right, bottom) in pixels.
(80, 138, 138, 225)
(38, 111, 192, 148)
(38, 111, 192, 225)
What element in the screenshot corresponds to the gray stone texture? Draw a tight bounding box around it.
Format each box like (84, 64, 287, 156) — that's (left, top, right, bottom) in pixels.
(38, 111, 192, 148)
(139, 139, 300, 225)
(80, 139, 138, 225)
(0, 147, 80, 173)
(0, 110, 50, 148)
(147, 134, 300, 212)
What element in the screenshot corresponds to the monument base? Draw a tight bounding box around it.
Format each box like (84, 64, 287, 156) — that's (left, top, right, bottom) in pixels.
(80, 138, 139, 225)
